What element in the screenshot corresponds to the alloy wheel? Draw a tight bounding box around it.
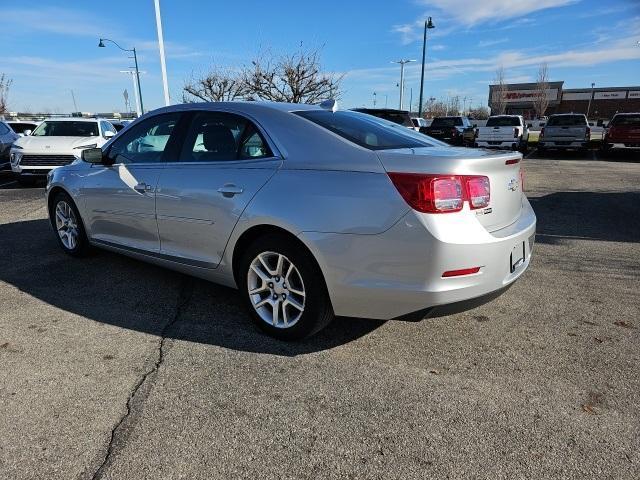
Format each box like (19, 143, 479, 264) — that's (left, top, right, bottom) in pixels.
(54, 200, 79, 250)
(247, 251, 306, 328)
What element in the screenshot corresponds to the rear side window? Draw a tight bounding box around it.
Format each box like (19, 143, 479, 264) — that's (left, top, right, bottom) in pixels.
(296, 110, 434, 150)
(546, 115, 587, 126)
(610, 115, 640, 126)
(431, 117, 462, 127)
(179, 111, 272, 162)
(486, 117, 520, 127)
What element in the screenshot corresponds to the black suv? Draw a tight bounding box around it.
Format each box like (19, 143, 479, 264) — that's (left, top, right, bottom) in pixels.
(351, 108, 414, 128)
(422, 116, 475, 146)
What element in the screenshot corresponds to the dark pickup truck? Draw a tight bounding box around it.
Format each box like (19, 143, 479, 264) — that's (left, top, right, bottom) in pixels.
(421, 116, 475, 146)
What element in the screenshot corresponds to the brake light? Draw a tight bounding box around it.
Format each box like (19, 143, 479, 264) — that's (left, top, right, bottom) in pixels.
(585, 126, 591, 141)
(451, 128, 459, 136)
(539, 127, 545, 139)
(513, 127, 518, 138)
(387, 173, 490, 213)
(520, 165, 525, 192)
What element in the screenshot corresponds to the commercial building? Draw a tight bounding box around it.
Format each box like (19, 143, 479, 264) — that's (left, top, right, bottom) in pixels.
(488, 81, 640, 120)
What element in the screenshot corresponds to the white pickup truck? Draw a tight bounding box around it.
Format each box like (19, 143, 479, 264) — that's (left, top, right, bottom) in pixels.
(475, 115, 529, 153)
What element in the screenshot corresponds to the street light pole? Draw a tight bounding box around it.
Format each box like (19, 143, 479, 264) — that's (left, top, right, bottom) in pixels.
(587, 82, 595, 119)
(99, 38, 144, 115)
(153, 0, 171, 106)
(418, 17, 435, 117)
(392, 59, 415, 110)
(373, 92, 377, 107)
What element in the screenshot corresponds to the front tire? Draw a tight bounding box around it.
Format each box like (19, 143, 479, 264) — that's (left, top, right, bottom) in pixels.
(49, 191, 91, 257)
(239, 234, 333, 340)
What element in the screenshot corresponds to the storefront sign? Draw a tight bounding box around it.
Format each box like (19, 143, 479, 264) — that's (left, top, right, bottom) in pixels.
(562, 92, 592, 101)
(628, 91, 640, 99)
(594, 91, 625, 100)
(499, 89, 558, 103)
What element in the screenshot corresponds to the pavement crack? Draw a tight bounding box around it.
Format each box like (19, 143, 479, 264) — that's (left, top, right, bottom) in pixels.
(87, 277, 194, 480)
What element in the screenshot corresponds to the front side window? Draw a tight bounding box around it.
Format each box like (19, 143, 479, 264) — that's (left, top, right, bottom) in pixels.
(32, 121, 99, 137)
(180, 111, 272, 162)
(610, 115, 640, 127)
(296, 110, 435, 150)
(107, 113, 181, 164)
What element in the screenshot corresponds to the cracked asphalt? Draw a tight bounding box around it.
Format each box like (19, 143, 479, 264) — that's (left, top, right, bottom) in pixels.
(0, 149, 639, 479)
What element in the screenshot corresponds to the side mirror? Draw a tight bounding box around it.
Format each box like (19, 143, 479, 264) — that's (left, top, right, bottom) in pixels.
(81, 147, 105, 164)
(23, 130, 32, 136)
(473, 123, 478, 128)
(104, 130, 116, 139)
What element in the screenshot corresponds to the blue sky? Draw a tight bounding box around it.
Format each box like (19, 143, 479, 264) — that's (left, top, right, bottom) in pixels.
(1, 0, 639, 113)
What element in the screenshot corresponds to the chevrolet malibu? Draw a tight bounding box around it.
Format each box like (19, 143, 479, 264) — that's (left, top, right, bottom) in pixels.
(46, 101, 536, 340)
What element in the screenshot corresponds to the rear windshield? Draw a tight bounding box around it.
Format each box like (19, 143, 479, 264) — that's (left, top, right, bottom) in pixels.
(486, 116, 520, 127)
(546, 115, 587, 127)
(610, 115, 640, 127)
(431, 117, 463, 127)
(32, 121, 99, 137)
(9, 123, 37, 134)
(295, 110, 435, 150)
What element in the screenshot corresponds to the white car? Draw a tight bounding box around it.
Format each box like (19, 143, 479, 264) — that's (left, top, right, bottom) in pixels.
(10, 118, 117, 185)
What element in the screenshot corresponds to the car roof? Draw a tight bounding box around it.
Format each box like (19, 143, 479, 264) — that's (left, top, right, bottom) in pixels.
(40, 117, 102, 122)
(352, 108, 410, 114)
(549, 113, 586, 116)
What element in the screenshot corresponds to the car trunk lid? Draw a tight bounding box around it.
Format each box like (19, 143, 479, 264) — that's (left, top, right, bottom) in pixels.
(377, 146, 523, 232)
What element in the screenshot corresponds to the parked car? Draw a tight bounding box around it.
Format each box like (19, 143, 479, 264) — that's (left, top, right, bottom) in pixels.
(538, 114, 590, 152)
(412, 117, 428, 129)
(10, 118, 117, 185)
(7, 120, 39, 137)
(107, 119, 133, 132)
(351, 108, 415, 129)
(475, 115, 529, 153)
(46, 102, 535, 340)
(422, 116, 475, 146)
(602, 113, 640, 151)
(0, 121, 20, 171)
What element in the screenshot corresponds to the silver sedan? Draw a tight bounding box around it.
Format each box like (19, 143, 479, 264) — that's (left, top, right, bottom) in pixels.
(45, 101, 536, 340)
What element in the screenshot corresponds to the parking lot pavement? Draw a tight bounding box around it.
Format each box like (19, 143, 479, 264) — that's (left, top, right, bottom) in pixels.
(0, 152, 639, 479)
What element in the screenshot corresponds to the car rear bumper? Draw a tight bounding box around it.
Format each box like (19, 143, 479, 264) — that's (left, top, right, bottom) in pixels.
(538, 140, 588, 149)
(476, 140, 520, 149)
(605, 142, 640, 150)
(301, 197, 536, 320)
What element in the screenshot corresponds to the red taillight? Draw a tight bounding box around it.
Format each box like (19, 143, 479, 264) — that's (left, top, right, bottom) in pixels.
(466, 176, 490, 209)
(387, 173, 490, 214)
(513, 127, 518, 138)
(451, 128, 458, 136)
(540, 127, 545, 138)
(505, 158, 520, 165)
(442, 267, 481, 277)
(585, 126, 591, 140)
(520, 165, 525, 192)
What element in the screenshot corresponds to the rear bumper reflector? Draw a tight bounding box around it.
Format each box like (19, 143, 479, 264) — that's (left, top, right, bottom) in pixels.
(442, 267, 481, 278)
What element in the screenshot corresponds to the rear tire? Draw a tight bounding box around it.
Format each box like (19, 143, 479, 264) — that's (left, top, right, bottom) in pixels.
(238, 233, 334, 340)
(49, 191, 91, 257)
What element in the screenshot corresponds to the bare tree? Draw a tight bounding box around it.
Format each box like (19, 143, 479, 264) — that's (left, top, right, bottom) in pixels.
(242, 47, 342, 103)
(446, 95, 461, 116)
(423, 98, 447, 118)
(183, 67, 246, 102)
(533, 63, 550, 119)
(468, 106, 490, 120)
(0, 74, 12, 114)
(491, 67, 507, 115)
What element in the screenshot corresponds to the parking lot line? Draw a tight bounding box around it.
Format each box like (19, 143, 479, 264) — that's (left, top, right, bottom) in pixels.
(0, 180, 17, 188)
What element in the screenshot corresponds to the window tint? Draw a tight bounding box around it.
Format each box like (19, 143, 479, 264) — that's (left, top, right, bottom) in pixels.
(486, 116, 521, 127)
(546, 115, 587, 126)
(610, 115, 640, 127)
(431, 117, 463, 127)
(107, 113, 181, 164)
(180, 111, 272, 162)
(8, 123, 36, 134)
(0, 122, 9, 135)
(352, 109, 413, 127)
(32, 121, 99, 137)
(296, 110, 434, 150)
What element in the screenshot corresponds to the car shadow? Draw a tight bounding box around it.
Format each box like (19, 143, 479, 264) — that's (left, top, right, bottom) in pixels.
(0, 218, 384, 356)
(529, 191, 640, 244)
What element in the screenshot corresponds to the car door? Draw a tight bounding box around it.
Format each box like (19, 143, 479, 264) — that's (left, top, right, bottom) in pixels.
(155, 110, 280, 268)
(80, 112, 183, 253)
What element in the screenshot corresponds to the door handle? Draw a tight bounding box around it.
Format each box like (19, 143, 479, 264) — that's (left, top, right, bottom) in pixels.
(217, 184, 244, 197)
(134, 182, 154, 193)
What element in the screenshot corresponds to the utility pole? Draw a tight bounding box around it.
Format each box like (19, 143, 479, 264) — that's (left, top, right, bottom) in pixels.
(586, 82, 595, 119)
(154, 0, 171, 106)
(385, 94, 388, 108)
(100, 38, 144, 114)
(70, 90, 78, 112)
(409, 88, 413, 113)
(392, 59, 415, 110)
(120, 70, 146, 117)
(373, 92, 377, 107)
(418, 17, 435, 117)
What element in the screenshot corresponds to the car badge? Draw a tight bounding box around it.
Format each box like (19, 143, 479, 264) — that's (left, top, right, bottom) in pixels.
(45, 145, 51, 149)
(507, 178, 519, 191)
